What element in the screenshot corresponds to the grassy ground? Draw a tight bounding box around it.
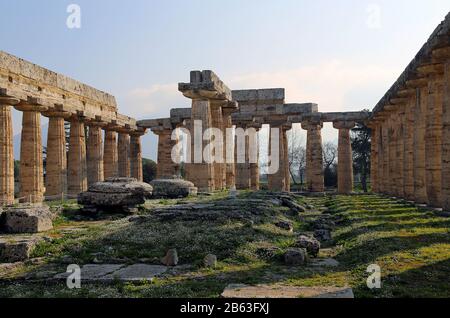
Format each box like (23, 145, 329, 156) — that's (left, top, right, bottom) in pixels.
(0, 193, 449, 298)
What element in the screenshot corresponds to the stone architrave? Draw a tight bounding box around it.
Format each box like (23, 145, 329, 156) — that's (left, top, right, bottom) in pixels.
(15, 103, 48, 203)
(104, 130, 119, 179)
(333, 121, 355, 194)
(0, 97, 19, 205)
(68, 116, 88, 196)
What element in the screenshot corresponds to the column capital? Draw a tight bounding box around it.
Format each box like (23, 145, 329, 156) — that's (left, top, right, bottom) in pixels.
(0, 96, 20, 106)
(14, 102, 48, 113)
(333, 121, 356, 130)
(42, 110, 71, 119)
(129, 128, 147, 137)
(301, 121, 323, 130)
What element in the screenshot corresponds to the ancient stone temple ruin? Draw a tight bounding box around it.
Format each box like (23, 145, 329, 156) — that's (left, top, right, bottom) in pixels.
(1, 13, 449, 216)
(138, 71, 370, 194)
(368, 14, 450, 213)
(0, 51, 145, 206)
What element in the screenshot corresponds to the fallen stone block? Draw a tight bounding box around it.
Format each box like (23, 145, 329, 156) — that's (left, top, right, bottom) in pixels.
(0, 237, 41, 263)
(100, 264, 167, 282)
(78, 178, 153, 213)
(284, 248, 308, 266)
(1, 206, 53, 234)
(295, 235, 321, 257)
(221, 284, 354, 298)
(150, 178, 198, 199)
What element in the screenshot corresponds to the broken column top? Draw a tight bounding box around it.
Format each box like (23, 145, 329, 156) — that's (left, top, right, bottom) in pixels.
(179, 70, 233, 101)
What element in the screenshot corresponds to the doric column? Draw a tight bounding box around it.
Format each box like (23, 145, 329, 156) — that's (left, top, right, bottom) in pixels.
(15, 102, 47, 203)
(118, 132, 131, 177)
(333, 121, 355, 194)
(387, 114, 397, 196)
(0, 97, 19, 205)
(223, 109, 235, 188)
(250, 129, 260, 191)
(368, 123, 379, 193)
(43, 111, 69, 198)
(403, 97, 415, 201)
(380, 121, 390, 194)
(155, 128, 180, 179)
(86, 122, 105, 185)
(409, 81, 428, 204)
(302, 121, 324, 192)
(235, 125, 251, 190)
(186, 99, 215, 192)
(442, 59, 450, 212)
(68, 116, 88, 195)
(268, 124, 290, 192)
(130, 130, 146, 182)
(211, 104, 224, 190)
(103, 129, 118, 179)
(425, 73, 444, 207)
(395, 107, 405, 198)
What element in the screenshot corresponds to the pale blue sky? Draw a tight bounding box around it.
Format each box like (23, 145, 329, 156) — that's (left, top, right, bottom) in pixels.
(1, 0, 449, 159)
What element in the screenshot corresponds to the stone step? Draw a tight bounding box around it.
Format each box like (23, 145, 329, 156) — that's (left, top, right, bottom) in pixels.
(221, 284, 354, 298)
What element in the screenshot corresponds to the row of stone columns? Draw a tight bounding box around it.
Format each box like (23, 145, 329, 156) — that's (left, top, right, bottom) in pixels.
(151, 116, 357, 194)
(0, 102, 144, 206)
(370, 56, 450, 211)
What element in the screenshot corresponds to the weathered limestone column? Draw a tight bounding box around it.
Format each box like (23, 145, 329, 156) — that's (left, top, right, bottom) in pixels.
(302, 121, 324, 192)
(235, 126, 251, 190)
(380, 121, 390, 194)
(103, 130, 118, 179)
(268, 125, 289, 192)
(424, 73, 444, 207)
(0, 97, 19, 205)
(155, 128, 180, 179)
(334, 121, 355, 194)
(15, 102, 47, 203)
(409, 80, 428, 204)
(118, 132, 131, 178)
(368, 123, 379, 193)
(250, 128, 260, 191)
(86, 123, 104, 185)
(395, 107, 405, 198)
(211, 105, 225, 190)
(43, 111, 69, 198)
(403, 97, 415, 201)
(130, 130, 146, 182)
(442, 59, 450, 212)
(187, 99, 215, 192)
(223, 109, 235, 188)
(68, 116, 88, 196)
(387, 114, 397, 196)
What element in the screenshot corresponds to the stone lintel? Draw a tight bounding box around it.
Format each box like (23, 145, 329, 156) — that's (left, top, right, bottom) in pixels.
(303, 112, 371, 123)
(283, 103, 318, 115)
(179, 70, 232, 101)
(232, 88, 285, 104)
